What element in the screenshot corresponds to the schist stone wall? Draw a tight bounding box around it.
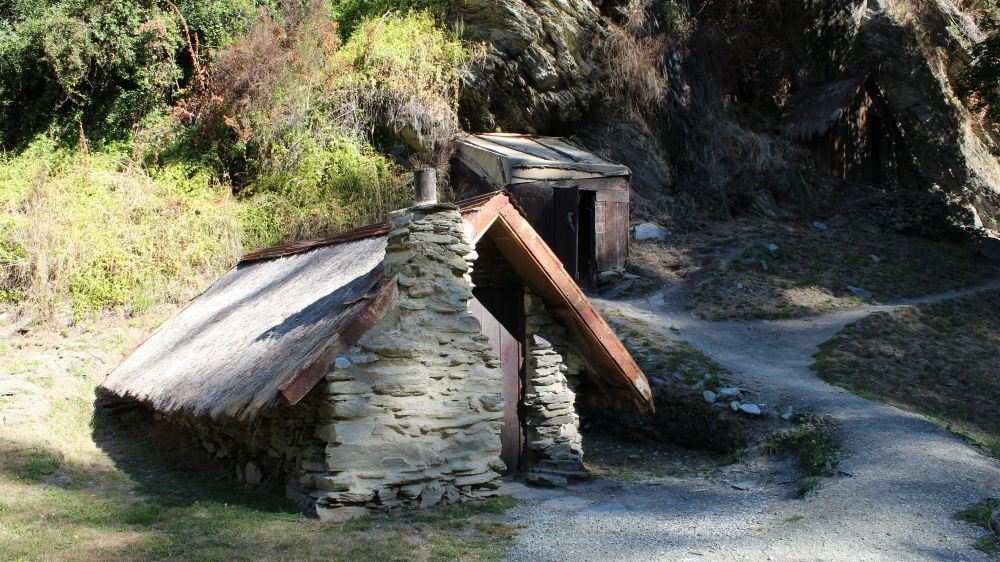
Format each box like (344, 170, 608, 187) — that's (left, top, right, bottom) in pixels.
(163, 390, 327, 509)
(305, 203, 506, 520)
(522, 290, 589, 486)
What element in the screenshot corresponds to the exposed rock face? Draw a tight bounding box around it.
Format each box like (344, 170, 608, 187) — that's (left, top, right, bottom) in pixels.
(852, 4, 1000, 229)
(456, 0, 604, 133)
(522, 290, 588, 487)
(456, 0, 999, 229)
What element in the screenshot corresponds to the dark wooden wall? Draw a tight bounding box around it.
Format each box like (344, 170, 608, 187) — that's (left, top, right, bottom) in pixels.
(452, 158, 630, 277)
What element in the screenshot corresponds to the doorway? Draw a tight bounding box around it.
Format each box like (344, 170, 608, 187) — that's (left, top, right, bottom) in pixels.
(552, 186, 597, 285)
(468, 287, 524, 474)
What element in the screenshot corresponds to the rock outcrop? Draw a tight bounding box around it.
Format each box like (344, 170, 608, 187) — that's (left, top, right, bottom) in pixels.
(454, 0, 999, 229)
(456, 0, 604, 133)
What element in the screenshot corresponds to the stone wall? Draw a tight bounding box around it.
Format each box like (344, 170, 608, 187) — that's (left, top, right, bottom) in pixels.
(160, 389, 327, 510)
(304, 203, 506, 520)
(522, 289, 588, 486)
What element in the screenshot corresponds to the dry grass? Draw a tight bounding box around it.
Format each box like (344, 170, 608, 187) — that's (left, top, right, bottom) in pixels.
(812, 289, 1000, 458)
(630, 219, 1000, 320)
(598, 0, 670, 122)
(0, 309, 520, 561)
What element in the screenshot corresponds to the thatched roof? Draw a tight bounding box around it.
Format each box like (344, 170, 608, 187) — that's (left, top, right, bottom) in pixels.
(778, 74, 870, 141)
(455, 133, 630, 188)
(102, 192, 652, 421)
(102, 236, 388, 421)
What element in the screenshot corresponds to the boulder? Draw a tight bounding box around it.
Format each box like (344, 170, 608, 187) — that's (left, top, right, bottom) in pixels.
(847, 285, 873, 299)
(738, 404, 763, 416)
(634, 223, 671, 241)
(718, 387, 742, 401)
(703, 390, 717, 403)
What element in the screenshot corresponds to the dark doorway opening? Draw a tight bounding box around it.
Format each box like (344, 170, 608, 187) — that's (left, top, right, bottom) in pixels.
(469, 235, 526, 474)
(577, 190, 597, 287)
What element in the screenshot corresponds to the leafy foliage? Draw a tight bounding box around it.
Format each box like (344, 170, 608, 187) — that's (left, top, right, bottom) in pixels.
(960, 31, 1000, 129)
(0, 1, 477, 321)
(0, 0, 267, 149)
(327, 0, 449, 40)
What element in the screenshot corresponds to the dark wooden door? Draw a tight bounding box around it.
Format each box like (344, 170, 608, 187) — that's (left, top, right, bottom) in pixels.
(468, 289, 524, 474)
(553, 186, 580, 278)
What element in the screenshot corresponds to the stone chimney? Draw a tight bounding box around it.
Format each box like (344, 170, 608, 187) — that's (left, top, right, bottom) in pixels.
(305, 176, 505, 519)
(413, 168, 437, 205)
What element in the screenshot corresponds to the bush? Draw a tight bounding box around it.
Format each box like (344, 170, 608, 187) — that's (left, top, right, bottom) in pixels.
(0, 137, 242, 320)
(0, 0, 267, 149)
(328, 0, 450, 40)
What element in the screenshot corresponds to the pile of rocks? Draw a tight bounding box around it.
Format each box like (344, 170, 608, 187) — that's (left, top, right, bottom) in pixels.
(702, 386, 764, 417)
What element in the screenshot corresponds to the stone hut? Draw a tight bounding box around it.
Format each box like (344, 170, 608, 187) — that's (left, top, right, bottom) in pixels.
(100, 189, 652, 521)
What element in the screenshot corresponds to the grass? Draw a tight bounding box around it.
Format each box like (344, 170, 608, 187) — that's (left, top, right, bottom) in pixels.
(797, 476, 821, 497)
(0, 314, 521, 562)
(630, 220, 1000, 321)
(764, 416, 842, 497)
(812, 289, 1000, 459)
(954, 499, 1000, 556)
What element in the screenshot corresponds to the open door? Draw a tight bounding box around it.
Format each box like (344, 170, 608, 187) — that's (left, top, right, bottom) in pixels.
(468, 288, 524, 474)
(553, 186, 580, 279)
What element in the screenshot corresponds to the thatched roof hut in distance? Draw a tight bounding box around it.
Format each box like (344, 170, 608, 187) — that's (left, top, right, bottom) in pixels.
(100, 189, 651, 521)
(778, 73, 908, 188)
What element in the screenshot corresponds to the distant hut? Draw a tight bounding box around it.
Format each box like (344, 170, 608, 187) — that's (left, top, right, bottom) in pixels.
(452, 133, 632, 284)
(100, 187, 652, 521)
(778, 73, 904, 187)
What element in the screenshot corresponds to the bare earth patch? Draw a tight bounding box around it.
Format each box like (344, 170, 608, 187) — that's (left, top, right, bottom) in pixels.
(629, 219, 1000, 320)
(812, 289, 1000, 458)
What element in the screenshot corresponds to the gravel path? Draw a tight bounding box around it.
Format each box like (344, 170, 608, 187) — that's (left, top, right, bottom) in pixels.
(503, 280, 1000, 561)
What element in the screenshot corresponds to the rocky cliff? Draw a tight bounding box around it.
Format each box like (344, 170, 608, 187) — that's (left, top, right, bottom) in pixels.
(454, 0, 1000, 232)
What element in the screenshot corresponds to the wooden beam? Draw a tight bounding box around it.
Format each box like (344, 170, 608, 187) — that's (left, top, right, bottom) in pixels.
(489, 203, 652, 410)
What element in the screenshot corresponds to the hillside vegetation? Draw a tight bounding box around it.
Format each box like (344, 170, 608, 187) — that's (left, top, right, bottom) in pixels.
(1, 0, 469, 323)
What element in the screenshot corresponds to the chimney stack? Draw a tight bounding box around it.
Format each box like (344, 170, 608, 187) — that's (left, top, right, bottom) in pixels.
(413, 168, 437, 205)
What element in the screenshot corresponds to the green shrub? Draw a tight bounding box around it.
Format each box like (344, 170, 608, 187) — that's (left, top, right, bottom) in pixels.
(328, 0, 450, 40)
(0, 0, 267, 148)
(0, 137, 242, 319)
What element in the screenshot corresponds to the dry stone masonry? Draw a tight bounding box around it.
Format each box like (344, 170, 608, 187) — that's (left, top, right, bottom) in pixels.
(307, 203, 505, 520)
(522, 290, 588, 487)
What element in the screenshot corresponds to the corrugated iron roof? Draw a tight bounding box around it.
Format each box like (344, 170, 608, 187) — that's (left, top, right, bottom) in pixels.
(455, 133, 631, 188)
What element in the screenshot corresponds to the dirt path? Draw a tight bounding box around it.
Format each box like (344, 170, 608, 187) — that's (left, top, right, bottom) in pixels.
(503, 281, 1000, 561)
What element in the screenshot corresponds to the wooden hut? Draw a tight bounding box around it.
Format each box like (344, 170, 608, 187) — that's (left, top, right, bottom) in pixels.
(100, 190, 651, 521)
(778, 74, 903, 188)
(452, 133, 631, 284)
